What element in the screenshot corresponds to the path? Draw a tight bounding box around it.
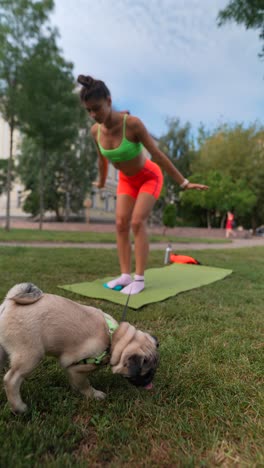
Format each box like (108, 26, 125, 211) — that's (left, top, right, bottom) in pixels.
(0, 237, 263, 250)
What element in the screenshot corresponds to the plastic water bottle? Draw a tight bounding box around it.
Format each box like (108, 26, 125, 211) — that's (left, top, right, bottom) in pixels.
(164, 243, 172, 265)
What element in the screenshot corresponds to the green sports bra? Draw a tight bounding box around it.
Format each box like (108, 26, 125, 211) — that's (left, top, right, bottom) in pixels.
(97, 114, 143, 163)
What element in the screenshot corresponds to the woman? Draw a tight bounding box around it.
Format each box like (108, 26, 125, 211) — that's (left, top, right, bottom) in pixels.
(225, 211, 236, 238)
(77, 75, 208, 295)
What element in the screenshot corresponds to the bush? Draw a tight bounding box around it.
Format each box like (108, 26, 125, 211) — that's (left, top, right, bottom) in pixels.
(163, 203, 177, 228)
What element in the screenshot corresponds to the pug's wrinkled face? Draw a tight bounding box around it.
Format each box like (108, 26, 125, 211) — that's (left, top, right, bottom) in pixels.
(110, 323, 159, 388)
(125, 352, 159, 388)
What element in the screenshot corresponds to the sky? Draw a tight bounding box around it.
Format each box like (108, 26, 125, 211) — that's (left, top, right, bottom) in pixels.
(51, 0, 264, 138)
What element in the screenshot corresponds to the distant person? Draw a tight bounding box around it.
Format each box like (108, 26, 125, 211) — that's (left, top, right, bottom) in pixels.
(77, 74, 208, 294)
(225, 211, 236, 238)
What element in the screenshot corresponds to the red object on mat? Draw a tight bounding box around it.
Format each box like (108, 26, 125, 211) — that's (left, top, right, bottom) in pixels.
(170, 254, 200, 265)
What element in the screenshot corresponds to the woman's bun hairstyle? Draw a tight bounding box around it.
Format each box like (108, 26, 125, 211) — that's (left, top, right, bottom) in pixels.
(77, 74, 111, 101)
(77, 75, 94, 88)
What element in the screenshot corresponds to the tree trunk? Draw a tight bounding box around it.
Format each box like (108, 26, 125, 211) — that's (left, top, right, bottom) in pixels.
(207, 210, 211, 229)
(220, 214, 226, 229)
(64, 191, 70, 222)
(5, 120, 14, 231)
(39, 149, 45, 230)
(56, 208, 62, 222)
(251, 212, 257, 234)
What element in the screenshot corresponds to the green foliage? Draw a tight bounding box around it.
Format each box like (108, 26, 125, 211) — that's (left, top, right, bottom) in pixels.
(182, 170, 256, 228)
(0, 0, 56, 228)
(151, 118, 194, 225)
(13, 27, 98, 221)
(0, 0, 98, 223)
(218, 0, 264, 56)
(17, 121, 97, 219)
(159, 118, 194, 202)
(0, 0, 55, 123)
(162, 203, 177, 228)
(17, 35, 77, 148)
(191, 123, 264, 228)
(22, 190, 39, 216)
(154, 120, 263, 229)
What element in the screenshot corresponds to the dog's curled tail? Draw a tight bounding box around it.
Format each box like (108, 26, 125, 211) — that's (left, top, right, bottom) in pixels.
(5, 283, 43, 305)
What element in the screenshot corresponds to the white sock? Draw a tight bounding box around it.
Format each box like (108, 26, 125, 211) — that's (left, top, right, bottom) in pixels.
(121, 274, 145, 295)
(106, 273, 132, 289)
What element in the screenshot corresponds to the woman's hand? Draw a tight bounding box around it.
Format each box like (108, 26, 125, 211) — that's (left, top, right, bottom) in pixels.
(185, 182, 209, 191)
(92, 181, 105, 189)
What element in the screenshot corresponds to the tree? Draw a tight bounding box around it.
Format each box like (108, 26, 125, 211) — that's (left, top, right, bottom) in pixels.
(149, 118, 194, 225)
(17, 104, 97, 222)
(18, 127, 97, 221)
(162, 203, 177, 234)
(16, 35, 84, 227)
(159, 118, 194, 199)
(58, 120, 97, 220)
(0, 0, 55, 230)
(189, 123, 264, 228)
(217, 0, 264, 56)
(181, 171, 256, 228)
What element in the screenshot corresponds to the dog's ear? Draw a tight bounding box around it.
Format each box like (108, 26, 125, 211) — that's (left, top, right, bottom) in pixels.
(127, 354, 143, 377)
(151, 335, 159, 348)
(110, 323, 136, 366)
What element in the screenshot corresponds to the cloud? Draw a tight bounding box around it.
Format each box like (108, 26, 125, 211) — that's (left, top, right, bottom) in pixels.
(52, 0, 264, 136)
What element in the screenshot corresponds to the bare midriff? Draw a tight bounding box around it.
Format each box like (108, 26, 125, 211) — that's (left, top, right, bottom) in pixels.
(113, 153, 146, 176)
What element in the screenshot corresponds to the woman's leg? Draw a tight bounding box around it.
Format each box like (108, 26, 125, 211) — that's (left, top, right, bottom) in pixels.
(116, 194, 136, 273)
(112, 159, 163, 294)
(131, 192, 156, 275)
(106, 194, 136, 289)
(121, 192, 156, 295)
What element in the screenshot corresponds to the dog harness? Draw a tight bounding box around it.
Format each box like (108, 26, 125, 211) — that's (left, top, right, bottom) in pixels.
(74, 317, 118, 366)
(97, 114, 143, 163)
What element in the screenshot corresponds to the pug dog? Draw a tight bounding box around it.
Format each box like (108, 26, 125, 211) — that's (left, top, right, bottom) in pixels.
(0, 283, 159, 413)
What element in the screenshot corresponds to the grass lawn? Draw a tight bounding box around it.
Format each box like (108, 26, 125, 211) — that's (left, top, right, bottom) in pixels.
(0, 227, 231, 244)
(0, 246, 263, 467)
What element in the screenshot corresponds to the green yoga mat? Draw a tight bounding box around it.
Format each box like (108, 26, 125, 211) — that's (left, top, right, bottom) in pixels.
(59, 263, 232, 310)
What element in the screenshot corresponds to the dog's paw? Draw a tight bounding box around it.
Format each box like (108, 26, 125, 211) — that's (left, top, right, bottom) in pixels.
(11, 402, 28, 414)
(92, 389, 106, 400)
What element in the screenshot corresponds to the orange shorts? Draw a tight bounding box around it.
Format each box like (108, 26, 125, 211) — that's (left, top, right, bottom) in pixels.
(117, 159, 163, 200)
